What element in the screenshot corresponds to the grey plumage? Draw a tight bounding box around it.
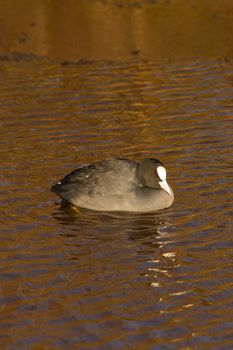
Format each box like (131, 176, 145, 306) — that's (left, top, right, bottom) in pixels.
(51, 158, 174, 212)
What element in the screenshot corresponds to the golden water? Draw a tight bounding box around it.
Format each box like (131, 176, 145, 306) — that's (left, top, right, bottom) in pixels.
(1, 1, 233, 349)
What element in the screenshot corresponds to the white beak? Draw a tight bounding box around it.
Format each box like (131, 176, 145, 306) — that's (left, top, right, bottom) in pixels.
(159, 180, 172, 195)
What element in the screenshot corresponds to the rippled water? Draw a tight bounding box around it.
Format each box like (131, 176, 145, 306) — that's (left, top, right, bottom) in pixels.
(1, 57, 233, 349)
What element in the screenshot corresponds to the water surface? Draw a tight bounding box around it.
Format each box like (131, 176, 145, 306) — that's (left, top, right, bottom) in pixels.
(1, 1, 233, 349)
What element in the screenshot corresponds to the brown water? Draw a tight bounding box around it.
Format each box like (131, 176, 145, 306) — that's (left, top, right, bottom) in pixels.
(1, 1, 233, 350)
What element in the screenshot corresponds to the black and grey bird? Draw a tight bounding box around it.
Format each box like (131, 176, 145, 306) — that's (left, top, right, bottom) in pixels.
(51, 158, 174, 212)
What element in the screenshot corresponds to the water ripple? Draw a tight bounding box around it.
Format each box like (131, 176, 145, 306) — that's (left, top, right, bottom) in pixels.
(0, 58, 233, 349)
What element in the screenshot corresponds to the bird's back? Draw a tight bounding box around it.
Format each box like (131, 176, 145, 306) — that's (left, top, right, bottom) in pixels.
(51, 158, 138, 205)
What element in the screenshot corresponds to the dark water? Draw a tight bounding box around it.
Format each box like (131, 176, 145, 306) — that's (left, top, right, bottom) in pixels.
(1, 1, 233, 349)
(1, 58, 233, 350)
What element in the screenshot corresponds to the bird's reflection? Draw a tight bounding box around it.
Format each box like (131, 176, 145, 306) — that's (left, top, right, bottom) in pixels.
(52, 202, 177, 289)
(52, 201, 171, 241)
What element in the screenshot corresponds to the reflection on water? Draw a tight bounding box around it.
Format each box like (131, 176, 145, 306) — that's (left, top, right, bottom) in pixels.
(0, 56, 233, 349)
(2, 0, 233, 61)
(53, 202, 167, 237)
(1, 1, 233, 348)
